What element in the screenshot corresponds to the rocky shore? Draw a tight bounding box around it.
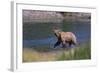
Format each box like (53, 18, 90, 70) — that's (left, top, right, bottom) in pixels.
(23, 10, 91, 23)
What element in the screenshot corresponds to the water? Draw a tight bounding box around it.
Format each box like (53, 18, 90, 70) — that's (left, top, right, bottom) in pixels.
(23, 21, 91, 48)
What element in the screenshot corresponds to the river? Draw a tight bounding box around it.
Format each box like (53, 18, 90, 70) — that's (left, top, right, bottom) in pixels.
(23, 21, 91, 48)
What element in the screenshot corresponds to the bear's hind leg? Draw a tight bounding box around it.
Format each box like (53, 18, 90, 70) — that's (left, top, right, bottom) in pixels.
(68, 42, 72, 47)
(61, 41, 66, 48)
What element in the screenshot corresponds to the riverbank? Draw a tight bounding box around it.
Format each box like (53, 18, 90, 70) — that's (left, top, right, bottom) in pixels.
(23, 43, 91, 62)
(23, 10, 91, 23)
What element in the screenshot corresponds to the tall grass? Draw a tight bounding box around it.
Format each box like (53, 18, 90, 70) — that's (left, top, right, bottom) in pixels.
(57, 43, 91, 60)
(23, 43, 91, 62)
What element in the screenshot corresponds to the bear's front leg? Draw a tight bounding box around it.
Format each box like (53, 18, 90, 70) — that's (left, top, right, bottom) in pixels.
(54, 40, 61, 48)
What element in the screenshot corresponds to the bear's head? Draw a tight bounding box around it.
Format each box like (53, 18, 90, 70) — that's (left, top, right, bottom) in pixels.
(53, 28, 61, 37)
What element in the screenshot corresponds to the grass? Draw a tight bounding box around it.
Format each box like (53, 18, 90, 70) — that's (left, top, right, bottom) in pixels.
(23, 49, 60, 62)
(57, 43, 91, 60)
(23, 43, 91, 62)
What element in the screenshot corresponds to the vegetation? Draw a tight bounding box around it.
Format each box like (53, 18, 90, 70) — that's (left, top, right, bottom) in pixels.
(23, 43, 91, 62)
(57, 43, 91, 60)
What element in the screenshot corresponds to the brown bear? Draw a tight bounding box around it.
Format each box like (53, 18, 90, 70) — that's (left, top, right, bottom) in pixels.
(53, 29, 77, 48)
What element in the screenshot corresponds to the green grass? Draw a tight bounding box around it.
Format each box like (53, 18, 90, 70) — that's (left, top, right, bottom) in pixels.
(57, 43, 91, 60)
(23, 43, 91, 62)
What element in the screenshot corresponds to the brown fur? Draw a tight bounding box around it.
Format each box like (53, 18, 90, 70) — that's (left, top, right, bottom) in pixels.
(53, 29, 77, 48)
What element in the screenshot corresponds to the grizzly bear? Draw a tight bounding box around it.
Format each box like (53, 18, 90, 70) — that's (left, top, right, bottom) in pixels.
(53, 29, 77, 48)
